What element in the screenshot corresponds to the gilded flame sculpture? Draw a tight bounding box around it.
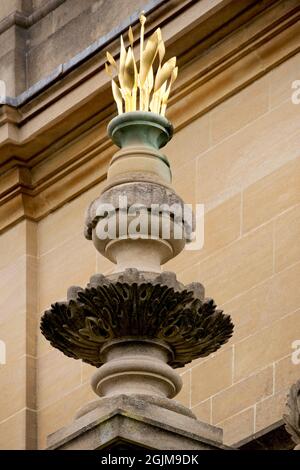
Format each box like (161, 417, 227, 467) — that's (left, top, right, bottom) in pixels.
(105, 14, 178, 116)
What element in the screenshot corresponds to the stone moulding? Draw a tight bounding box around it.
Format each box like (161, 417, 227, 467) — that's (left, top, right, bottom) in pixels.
(84, 181, 194, 240)
(40, 268, 234, 369)
(47, 394, 230, 450)
(107, 112, 173, 149)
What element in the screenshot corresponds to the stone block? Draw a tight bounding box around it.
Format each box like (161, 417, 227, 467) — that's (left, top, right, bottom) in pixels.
(37, 349, 81, 409)
(27, 0, 146, 86)
(191, 348, 233, 406)
(0, 223, 37, 361)
(0, 255, 27, 308)
(0, 27, 18, 60)
(255, 391, 287, 432)
(47, 394, 228, 450)
(275, 355, 300, 393)
(52, 0, 95, 32)
(32, 0, 48, 9)
(38, 231, 96, 312)
(222, 261, 300, 343)
(176, 370, 191, 408)
(211, 77, 269, 145)
(180, 222, 273, 305)
(29, 10, 54, 49)
(0, 409, 36, 450)
(0, 355, 33, 421)
(165, 114, 210, 169)
(275, 203, 300, 272)
(38, 183, 103, 256)
(243, 157, 300, 233)
(0, 0, 22, 20)
(192, 399, 211, 424)
(218, 407, 254, 446)
(234, 309, 300, 381)
(196, 100, 300, 210)
(165, 194, 241, 274)
(81, 362, 95, 385)
(212, 367, 273, 424)
(172, 158, 197, 206)
(38, 382, 95, 449)
(0, 25, 27, 96)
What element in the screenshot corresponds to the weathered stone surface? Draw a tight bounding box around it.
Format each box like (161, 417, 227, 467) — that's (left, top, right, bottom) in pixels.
(108, 112, 174, 149)
(75, 393, 196, 420)
(84, 181, 192, 240)
(283, 380, 300, 450)
(27, 0, 148, 87)
(41, 269, 233, 369)
(47, 394, 229, 450)
(91, 339, 183, 399)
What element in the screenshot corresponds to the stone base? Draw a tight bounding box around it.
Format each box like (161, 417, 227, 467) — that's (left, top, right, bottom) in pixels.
(47, 394, 231, 450)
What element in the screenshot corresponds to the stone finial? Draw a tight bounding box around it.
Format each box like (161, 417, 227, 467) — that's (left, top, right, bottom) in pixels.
(37, 8, 237, 449)
(40, 30, 234, 436)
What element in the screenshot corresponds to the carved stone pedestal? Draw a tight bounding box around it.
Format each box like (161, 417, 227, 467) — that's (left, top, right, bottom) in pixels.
(42, 269, 233, 451)
(47, 394, 231, 450)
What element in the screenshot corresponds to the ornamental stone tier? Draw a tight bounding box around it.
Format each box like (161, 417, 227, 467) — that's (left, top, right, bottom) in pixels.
(40, 15, 234, 451)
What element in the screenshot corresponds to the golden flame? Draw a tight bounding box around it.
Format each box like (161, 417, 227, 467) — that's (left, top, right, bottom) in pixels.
(105, 13, 178, 116)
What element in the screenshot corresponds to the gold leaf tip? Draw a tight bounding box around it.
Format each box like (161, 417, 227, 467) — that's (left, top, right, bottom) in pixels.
(128, 26, 134, 46)
(105, 13, 178, 116)
(106, 51, 116, 67)
(105, 62, 113, 77)
(139, 13, 146, 25)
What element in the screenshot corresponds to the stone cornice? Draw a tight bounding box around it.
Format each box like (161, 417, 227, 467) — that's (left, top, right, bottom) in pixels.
(0, 0, 66, 35)
(0, 0, 299, 233)
(0, 0, 167, 105)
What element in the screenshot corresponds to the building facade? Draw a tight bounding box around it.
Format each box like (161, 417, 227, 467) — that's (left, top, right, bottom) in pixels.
(0, 0, 299, 449)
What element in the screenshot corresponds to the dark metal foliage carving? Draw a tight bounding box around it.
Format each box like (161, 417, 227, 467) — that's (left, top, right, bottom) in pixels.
(283, 379, 300, 450)
(41, 269, 234, 369)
